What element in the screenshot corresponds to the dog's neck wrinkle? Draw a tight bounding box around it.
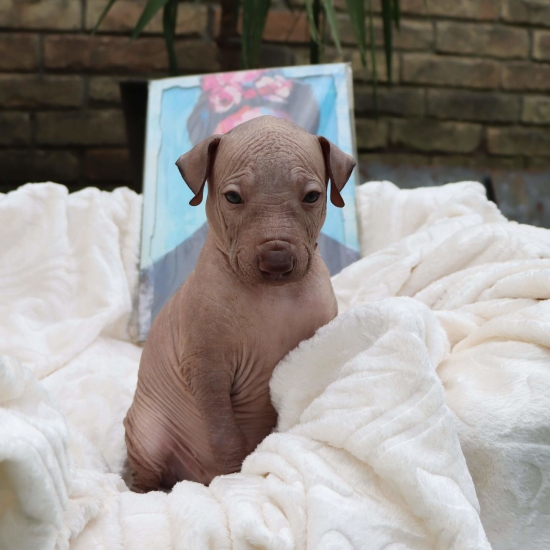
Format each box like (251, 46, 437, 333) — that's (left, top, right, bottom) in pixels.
(198, 232, 236, 279)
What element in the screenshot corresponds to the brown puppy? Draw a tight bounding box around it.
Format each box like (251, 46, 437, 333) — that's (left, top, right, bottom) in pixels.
(124, 116, 355, 492)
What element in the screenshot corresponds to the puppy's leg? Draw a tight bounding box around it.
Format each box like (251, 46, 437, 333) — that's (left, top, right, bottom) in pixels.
(124, 408, 169, 493)
(187, 368, 250, 481)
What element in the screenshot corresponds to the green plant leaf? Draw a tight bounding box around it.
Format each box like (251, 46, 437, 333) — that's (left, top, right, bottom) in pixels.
(131, 0, 171, 39)
(163, 0, 178, 75)
(392, 0, 400, 28)
(367, 0, 377, 110)
(319, 0, 341, 54)
(381, 0, 393, 83)
(233, 0, 241, 22)
(91, 0, 119, 34)
(320, 2, 328, 57)
(304, 0, 320, 44)
(241, 0, 271, 68)
(344, 0, 366, 67)
(308, 0, 322, 63)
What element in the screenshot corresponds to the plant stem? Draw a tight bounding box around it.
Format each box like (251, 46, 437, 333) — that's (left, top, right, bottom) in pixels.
(217, 0, 242, 70)
(367, 0, 378, 112)
(309, 0, 321, 64)
(163, 0, 178, 76)
(220, 0, 239, 41)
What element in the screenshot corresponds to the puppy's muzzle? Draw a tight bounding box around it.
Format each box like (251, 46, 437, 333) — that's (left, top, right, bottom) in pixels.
(257, 243, 296, 279)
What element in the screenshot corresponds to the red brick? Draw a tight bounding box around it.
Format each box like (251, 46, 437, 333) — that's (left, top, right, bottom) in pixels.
(45, 35, 168, 73)
(36, 111, 126, 146)
(210, 5, 221, 38)
(488, 127, 550, 156)
(175, 4, 209, 36)
(0, 0, 81, 30)
(522, 96, 550, 125)
(174, 41, 219, 73)
(354, 86, 425, 117)
(356, 119, 389, 150)
(337, 17, 433, 50)
(402, 54, 500, 89)
(233, 10, 309, 43)
(352, 51, 400, 83)
(292, 45, 346, 67)
(0, 34, 40, 71)
(359, 153, 431, 167)
(86, 0, 208, 36)
(528, 157, 550, 170)
(0, 113, 31, 145)
(336, 14, 371, 47)
(436, 23, 528, 59)
(0, 75, 84, 108)
(391, 120, 483, 153)
(399, 0, 428, 14)
(534, 31, 550, 62)
(0, 150, 80, 185)
(44, 35, 219, 73)
(431, 155, 525, 170)
(89, 77, 123, 104)
(262, 11, 309, 43)
(427, 90, 521, 122)
(393, 20, 434, 51)
(359, 153, 525, 175)
(502, 62, 550, 92)
(291, 0, 351, 12)
(85, 149, 132, 182)
(401, 0, 499, 20)
(501, 0, 550, 27)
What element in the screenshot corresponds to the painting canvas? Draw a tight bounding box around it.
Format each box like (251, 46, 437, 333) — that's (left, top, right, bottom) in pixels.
(137, 63, 360, 341)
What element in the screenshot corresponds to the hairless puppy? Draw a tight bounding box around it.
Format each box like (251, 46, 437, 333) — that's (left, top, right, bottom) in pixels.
(124, 115, 356, 492)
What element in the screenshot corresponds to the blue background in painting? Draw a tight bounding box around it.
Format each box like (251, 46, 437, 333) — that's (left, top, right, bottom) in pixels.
(302, 75, 345, 249)
(148, 71, 351, 267)
(150, 85, 202, 263)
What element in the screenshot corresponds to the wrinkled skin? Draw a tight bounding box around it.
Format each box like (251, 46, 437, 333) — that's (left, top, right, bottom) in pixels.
(124, 116, 356, 492)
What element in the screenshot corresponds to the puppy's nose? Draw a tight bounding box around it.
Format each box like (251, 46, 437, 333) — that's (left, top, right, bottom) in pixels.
(258, 250, 295, 277)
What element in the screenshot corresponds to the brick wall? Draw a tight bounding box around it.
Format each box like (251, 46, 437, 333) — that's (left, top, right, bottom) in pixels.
(1, 0, 550, 193)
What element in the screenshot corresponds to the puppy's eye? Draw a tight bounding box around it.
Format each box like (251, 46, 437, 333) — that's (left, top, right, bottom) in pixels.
(303, 191, 320, 204)
(225, 192, 243, 204)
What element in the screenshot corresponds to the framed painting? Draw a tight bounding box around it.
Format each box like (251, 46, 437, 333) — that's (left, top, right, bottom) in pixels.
(137, 63, 360, 341)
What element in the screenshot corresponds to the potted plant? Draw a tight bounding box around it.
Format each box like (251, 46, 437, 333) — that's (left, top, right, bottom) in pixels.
(94, 0, 400, 189)
(94, 0, 400, 80)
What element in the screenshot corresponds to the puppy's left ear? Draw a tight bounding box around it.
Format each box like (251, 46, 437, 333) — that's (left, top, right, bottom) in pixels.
(317, 136, 356, 208)
(175, 134, 222, 206)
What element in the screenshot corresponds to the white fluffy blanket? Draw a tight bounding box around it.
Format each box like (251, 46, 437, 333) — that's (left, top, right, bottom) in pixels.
(2, 181, 550, 549)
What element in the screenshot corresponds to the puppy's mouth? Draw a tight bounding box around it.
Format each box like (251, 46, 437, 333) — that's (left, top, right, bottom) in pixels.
(258, 268, 295, 281)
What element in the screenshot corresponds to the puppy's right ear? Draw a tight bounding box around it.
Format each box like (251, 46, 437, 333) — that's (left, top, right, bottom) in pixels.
(175, 134, 222, 206)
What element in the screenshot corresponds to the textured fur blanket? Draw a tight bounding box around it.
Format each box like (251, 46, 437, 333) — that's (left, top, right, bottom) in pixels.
(1, 180, 549, 549)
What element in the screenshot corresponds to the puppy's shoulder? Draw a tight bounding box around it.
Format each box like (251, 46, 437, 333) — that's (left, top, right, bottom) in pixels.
(165, 272, 245, 342)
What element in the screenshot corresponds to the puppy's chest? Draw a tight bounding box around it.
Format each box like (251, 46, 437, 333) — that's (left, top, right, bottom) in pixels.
(234, 290, 334, 382)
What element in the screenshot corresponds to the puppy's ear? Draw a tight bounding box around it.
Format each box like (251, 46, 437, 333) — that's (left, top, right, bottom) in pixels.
(175, 134, 222, 206)
(317, 136, 356, 208)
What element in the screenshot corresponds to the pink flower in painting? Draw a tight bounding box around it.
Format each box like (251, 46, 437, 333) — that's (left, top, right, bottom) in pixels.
(208, 84, 242, 113)
(202, 71, 261, 91)
(201, 71, 263, 113)
(255, 75, 292, 103)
